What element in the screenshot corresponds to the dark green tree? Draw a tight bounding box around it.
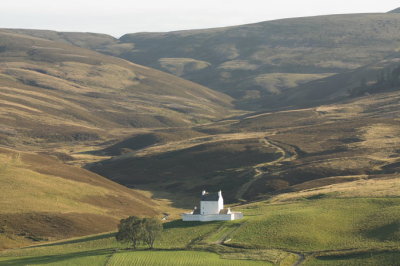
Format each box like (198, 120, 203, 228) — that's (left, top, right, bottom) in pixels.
(115, 216, 144, 249)
(115, 216, 163, 249)
(142, 217, 163, 249)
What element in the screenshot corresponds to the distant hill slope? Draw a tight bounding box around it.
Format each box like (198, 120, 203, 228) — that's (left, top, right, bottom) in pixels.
(11, 13, 400, 111)
(111, 13, 400, 107)
(2, 29, 117, 51)
(0, 147, 164, 250)
(0, 30, 233, 148)
(264, 54, 400, 109)
(388, 7, 400, 13)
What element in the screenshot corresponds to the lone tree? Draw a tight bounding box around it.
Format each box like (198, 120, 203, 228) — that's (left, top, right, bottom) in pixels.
(116, 216, 163, 249)
(116, 216, 144, 249)
(142, 217, 163, 249)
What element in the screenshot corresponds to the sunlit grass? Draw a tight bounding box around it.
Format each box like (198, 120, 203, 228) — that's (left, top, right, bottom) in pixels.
(107, 250, 269, 266)
(231, 198, 400, 251)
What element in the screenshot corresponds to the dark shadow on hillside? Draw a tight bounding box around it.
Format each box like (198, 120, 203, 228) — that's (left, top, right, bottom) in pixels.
(315, 250, 400, 264)
(163, 219, 221, 230)
(0, 248, 114, 266)
(363, 222, 400, 241)
(25, 233, 115, 249)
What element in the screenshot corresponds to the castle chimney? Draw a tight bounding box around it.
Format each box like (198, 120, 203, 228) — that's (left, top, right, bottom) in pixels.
(202, 190, 206, 195)
(218, 190, 222, 197)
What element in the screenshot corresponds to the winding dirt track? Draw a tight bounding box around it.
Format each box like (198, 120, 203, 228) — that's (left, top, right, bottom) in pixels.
(235, 136, 297, 200)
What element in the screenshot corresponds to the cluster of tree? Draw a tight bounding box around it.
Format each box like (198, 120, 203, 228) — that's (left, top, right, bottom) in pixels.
(115, 216, 163, 249)
(350, 65, 400, 96)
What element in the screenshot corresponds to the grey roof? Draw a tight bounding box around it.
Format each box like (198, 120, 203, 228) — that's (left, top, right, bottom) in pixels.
(201, 192, 220, 201)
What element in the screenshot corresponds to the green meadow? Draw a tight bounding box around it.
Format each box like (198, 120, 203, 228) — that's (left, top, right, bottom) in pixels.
(107, 251, 268, 266)
(1, 196, 399, 265)
(231, 198, 400, 251)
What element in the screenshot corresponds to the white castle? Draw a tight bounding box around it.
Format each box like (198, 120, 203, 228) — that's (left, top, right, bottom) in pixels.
(181, 190, 243, 222)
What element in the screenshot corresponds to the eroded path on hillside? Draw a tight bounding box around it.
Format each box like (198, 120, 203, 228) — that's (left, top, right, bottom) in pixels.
(235, 136, 298, 201)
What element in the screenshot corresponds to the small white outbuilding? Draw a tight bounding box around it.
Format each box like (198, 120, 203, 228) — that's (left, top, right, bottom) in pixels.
(181, 190, 243, 222)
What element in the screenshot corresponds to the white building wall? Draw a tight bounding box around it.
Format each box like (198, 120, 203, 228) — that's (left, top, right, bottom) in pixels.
(181, 212, 243, 222)
(200, 201, 220, 215)
(181, 213, 243, 222)
(200, 191, 224, 215)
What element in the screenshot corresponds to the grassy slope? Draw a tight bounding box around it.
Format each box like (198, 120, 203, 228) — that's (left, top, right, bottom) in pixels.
(1, 181, 399, 265)
(232, 198, 400, 251)
(110, 13, 400, 106)
(0, 147, 177, 250)
(0, 30, 234, 150)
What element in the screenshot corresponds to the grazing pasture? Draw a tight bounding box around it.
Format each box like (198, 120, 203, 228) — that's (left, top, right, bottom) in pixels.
(107, 251, 269, 266)
(1, 194, 399, 265)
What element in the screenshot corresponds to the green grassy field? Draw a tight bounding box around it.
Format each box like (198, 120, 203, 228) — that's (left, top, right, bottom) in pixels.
(107, 251, 268, 266)
(1, 196, 399, 265)
(231, 198, 400, 251)
(0, 251, 110, 266)
(0, 250, 270, 266)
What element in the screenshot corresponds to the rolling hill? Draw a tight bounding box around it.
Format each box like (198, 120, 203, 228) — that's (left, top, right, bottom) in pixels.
(9, 12, 400, 111)
(1, 10, 400, 261)
(89, 87, 400, 204)
(1, 177, 399, 265)
(0, 147, 175, 250)
(1, 29, 118, 52)
(0, 30, 234, 250)
(388, 7, 400, 13)
(0, 30, 234, 150)
(263, 53, 400, 109)
(105, 12, 400, 108)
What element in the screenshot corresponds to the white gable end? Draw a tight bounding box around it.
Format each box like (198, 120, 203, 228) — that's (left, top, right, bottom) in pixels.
(182, 190, 243, 222)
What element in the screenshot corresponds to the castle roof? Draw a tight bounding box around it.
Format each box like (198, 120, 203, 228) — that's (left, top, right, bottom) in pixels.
(201, 191, 221, 201)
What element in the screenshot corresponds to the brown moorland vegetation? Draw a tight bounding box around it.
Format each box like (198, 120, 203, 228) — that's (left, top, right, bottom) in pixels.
(0, 147, 181, 250)
(90, 89, 400, 204)
(0, 30, 234, 150)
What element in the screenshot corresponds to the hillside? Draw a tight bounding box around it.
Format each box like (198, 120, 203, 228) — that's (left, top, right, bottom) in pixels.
(2, 29, 118, 52)
(0, 147, 176, 250)
(388, 7, 400, 13)
(1, 177, 399, 265)
(0, 30, 234, 150)
(89, 86, 400, 204)
(263, 53, 400, 109)
(10, 13, 400, 111)
(106, 13, 400, 108)
(1, 12, 400, 262)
